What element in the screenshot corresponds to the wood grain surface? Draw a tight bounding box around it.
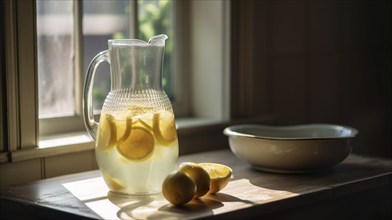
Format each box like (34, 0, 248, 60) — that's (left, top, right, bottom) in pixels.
(1, 150, 391, 219)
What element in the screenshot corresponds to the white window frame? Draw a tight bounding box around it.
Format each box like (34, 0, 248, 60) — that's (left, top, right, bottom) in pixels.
(2, 0, 231, 163)
(4, 0, 38, 153)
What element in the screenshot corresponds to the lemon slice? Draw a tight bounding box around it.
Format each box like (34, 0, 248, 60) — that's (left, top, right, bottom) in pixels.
(117, 125, 155, 162)
(162, 171, 196, 206)
(97, 114, 116, 151)
(132, 118, 152, 131)
(179, 162, 210, 198)
(198, 163, 232, 194)
(117, 117, 132, 143)
(153, 111, 177, 146)
(102, 173, 125, 191)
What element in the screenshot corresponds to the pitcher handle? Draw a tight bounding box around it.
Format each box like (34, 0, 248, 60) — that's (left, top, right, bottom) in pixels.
(83, 50, 109, 141)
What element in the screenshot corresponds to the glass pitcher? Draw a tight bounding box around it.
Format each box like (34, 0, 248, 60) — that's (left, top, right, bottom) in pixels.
(83, 34, 179, 195)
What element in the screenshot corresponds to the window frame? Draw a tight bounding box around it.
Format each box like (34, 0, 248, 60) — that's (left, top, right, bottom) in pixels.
(4, 0, 38, 152)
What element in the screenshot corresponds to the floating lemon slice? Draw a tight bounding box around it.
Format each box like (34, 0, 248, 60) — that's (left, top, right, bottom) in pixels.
(179, 162, 210, 198)
(153, 111, 177, 146)
(102, 173, 125, 191)
(117, 125, 155, 162)
(132, 118, 152, 131)
(198, 163, 232, 194)
(97, 114, 116, 151)
(116, 117, 132, 143)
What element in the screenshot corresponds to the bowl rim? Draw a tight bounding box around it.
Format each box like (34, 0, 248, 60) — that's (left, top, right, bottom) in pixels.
(223, 123, 358, 141)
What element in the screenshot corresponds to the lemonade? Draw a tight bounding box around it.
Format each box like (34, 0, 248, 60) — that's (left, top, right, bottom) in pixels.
(95, 105, 179, 195)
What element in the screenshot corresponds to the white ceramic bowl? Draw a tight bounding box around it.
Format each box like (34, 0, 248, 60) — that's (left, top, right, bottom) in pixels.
(224, 124, 358, 173)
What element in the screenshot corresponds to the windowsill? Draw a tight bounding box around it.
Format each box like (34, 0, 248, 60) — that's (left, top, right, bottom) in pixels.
(11, 132, 94, 162)
(6, 115, 275, 163)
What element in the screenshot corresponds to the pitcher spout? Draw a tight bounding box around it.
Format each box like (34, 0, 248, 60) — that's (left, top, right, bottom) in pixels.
(148, 34, 168, 46)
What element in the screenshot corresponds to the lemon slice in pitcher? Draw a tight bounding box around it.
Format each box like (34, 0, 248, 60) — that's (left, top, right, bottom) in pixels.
(102, 173, 125, 191)
(97, 114, 116, 151)
(153, 111, 177, 146)
(132, 118, 152, 131)
(117, 125, 155, 162)
(116, 117, 132, 143)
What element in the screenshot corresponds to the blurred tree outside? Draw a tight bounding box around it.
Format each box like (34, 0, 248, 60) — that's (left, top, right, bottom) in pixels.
(137, 0, 174, 100)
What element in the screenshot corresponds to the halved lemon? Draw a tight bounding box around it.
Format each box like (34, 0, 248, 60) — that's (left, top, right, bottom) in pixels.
(179, 162, 210, 198)
(97, 114, 116, 151)
(198, 163, 232, 194)
(153, 111, 177, 146)
(116, 125, 155, 162)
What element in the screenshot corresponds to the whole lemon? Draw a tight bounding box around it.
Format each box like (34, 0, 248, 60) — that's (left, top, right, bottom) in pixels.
(162, 171, 196, 206)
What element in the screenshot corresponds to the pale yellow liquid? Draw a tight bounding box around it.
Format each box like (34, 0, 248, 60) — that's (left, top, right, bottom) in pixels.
(95, 108, 178, 195)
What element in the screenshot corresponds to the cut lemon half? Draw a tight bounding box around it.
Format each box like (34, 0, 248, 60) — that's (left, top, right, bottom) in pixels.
(97, 114, 116, 151)
(153, 111, 177, 146)
(198, 163, 232, 194)
(117, 126, 155, 162)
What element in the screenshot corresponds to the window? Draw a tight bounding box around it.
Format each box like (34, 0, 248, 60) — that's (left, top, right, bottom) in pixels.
(37, 0, 177, 136)
(2, 0, 230, 163)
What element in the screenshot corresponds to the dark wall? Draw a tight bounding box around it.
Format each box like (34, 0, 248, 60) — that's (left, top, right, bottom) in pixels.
(0, 0, 6, 151)
(231, 0, 391, 158)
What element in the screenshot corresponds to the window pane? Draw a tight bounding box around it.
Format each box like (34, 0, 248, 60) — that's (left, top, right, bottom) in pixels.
(138, 0, 175, 100)
(36, 0, 74, 118)
(37, 0, 175, 120)
(83, 0, 175, 112)
(83, 0, 131, 111)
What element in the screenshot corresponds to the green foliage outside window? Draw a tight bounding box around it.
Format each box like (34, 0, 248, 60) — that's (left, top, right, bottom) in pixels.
(112, 0, 174, 99)
(138, 0, 174, 100)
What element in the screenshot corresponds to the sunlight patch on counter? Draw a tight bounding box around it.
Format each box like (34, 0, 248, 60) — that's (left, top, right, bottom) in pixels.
(63, 177, 300, 219)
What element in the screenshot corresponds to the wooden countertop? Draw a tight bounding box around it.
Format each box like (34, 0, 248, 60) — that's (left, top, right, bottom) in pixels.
(1, 149, 391, 219)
